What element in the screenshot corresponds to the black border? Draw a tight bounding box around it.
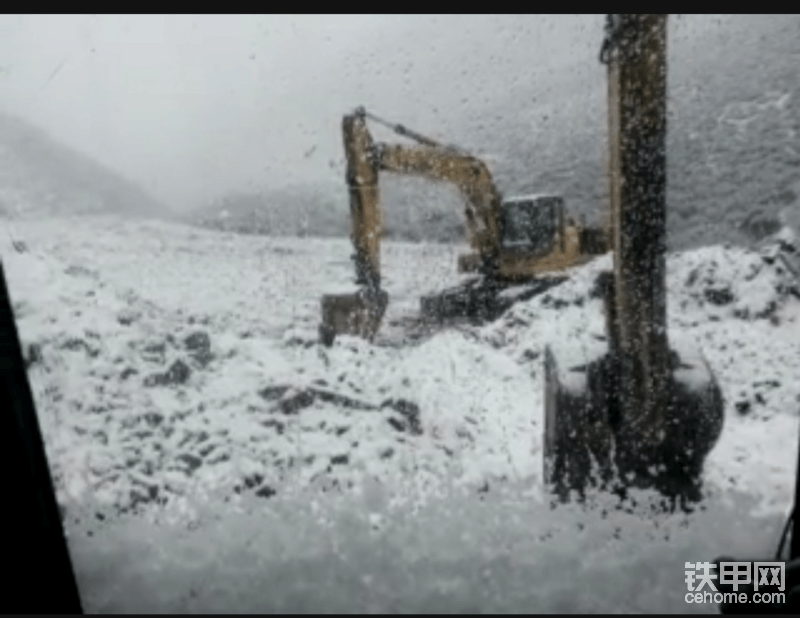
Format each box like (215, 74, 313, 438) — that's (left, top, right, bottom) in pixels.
(0, 260, 83, 613)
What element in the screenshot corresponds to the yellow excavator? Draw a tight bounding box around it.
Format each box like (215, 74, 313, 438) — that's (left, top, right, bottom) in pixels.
(319, 106, 608, 346)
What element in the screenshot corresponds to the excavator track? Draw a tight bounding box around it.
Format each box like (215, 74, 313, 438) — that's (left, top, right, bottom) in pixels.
(420, 276, 569, 324)
(366, 275, 569, 349)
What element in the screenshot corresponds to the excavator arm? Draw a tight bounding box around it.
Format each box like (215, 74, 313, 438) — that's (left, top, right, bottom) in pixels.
(342, 111, 382, 294)
(343, 106, 504, 294)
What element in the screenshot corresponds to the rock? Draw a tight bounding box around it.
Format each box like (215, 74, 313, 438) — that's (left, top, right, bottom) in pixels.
(277, 389, 316, 414)
(144, 359, 191, 387)
(260, 384, 377, 414)
(61, 337, 99, 357)
(753, 379, 780, 389)
(541, 294, 569, 310)
(381, 398, 422, 435)
(24, 342, 42, 368)
(387, 417, 406, 433)
(755, 300, 778, 320)
(589, 277, 607, 298)
(198, 443, 217, 458)
(779, 237, 797, 254)
(521, 349, 541, 362)
(164, 358, 191, 384)
(704, 286, 735, 306)
(243, 473, 263, 489)
(312, 389, 374, 409)
(176, 453, 203, 473)
(761, 244, 781, 264)
(260, 419, 285, 434)
(255, 485, 276, 499)
(184, 331, 213, 366)
(685, 268, 700, 288)
(117, 309, 139, 326)
(141, 341, 167, 363)
(259, 385, 290, 401)
(143, 341, 166, 355)
(143, 412, 164, 427)
(163, 470, 190, 494)
(735, 400, 751, 415)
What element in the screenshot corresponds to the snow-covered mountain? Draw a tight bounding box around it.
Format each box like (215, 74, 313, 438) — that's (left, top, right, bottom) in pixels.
(0, 113, 171, 220)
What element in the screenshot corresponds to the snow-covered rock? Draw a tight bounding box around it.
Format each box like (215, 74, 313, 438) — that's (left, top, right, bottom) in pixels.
(4, 215, 799, 525)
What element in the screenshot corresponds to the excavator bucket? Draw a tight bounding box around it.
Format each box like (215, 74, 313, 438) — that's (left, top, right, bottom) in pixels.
(319, 288, 389, 347)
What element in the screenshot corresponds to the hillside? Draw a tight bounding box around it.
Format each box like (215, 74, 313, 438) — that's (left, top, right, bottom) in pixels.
(479, 14, 800, 252)
(184, 178, 467, 243)
(185, 15, 800, 253)
(0, 113, 170, 220)
(184, 183, 346, 238)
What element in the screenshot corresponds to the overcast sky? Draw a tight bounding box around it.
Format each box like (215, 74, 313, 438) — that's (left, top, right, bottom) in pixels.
(0, 14, 612, 211)
(0, 15, 738, 212)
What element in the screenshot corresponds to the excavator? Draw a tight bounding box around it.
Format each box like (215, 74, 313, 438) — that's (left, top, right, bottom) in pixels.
(319, 106, 608, 346)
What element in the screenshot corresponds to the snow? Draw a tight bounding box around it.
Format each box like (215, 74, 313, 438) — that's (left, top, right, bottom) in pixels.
(2, 214, 800, 611)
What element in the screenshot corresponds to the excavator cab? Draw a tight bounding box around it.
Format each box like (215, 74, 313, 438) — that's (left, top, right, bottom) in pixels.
(499, 195, 562, 254)
(456, 195, 567, 276)
(499, 195, 608, 260)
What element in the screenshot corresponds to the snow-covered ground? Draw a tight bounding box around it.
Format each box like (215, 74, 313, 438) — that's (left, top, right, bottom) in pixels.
(3, 214, 800, 612)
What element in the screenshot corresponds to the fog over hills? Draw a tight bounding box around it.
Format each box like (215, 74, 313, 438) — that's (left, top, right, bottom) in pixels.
(2, 15, 797, 253)
(0, 113, 171, 221)
(189, 15, 800, 252)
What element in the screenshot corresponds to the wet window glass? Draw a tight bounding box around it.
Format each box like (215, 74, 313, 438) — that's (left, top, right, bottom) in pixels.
(1, 13, 799, 614)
